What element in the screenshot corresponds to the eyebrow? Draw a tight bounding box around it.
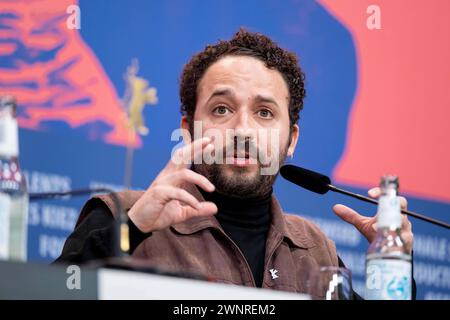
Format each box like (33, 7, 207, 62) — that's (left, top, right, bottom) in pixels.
(206, 89, 279, 108)
(206, 88, 235, 104)
(254, 94, 279, 108)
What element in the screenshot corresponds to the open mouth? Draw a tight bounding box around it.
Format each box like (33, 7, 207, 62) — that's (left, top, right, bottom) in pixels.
(226, 151, 255, 166)
(234, 151, 250, 159)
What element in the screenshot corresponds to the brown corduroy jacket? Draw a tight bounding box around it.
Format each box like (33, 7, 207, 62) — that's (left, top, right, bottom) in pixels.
(77, 186, 339, 297)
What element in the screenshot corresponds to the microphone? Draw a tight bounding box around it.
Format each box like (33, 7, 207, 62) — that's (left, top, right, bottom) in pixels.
(280, 164, 450, 230)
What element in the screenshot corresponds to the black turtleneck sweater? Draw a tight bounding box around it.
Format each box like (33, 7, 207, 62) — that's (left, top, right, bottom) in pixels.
(200, 189, 272, 287)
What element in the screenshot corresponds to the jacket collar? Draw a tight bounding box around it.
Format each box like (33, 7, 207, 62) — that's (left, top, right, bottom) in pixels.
(171, 184, 315, 249)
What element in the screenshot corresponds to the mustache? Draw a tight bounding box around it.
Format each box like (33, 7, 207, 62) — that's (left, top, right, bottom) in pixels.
(220, 137, 271, 164)
(196, 135, 286, 175)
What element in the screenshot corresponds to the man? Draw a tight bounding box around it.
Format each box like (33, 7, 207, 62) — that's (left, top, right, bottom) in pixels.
(56, 29, 414, 299)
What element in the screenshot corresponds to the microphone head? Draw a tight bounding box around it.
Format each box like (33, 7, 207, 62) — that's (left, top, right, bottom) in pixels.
(279, 165, 331, 194)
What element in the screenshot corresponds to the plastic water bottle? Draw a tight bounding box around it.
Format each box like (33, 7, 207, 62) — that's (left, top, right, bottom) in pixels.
(0, 96, 29, 261)
(365, 175, 411, 300)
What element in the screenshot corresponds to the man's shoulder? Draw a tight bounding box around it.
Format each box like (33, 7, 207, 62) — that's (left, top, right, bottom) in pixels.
(283, 212, 333, 247)
(282, 212, 339, 266)
(77, 190, 145, 226)
(283, 212, 325, 235)
(96, 189, 145, 212)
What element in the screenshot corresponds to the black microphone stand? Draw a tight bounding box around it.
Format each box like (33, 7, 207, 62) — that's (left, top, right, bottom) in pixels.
(327, 184, 450, 229)
(279, 164, 450, 230)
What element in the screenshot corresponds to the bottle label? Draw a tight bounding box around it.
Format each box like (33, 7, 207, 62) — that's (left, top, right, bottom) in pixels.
(365, 259, 412, 300)
(0, 193, 11, 259)
(377, 195, 402, 228)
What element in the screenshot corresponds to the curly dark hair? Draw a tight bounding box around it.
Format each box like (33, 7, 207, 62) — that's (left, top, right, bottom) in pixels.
(179, 28, 306, 128)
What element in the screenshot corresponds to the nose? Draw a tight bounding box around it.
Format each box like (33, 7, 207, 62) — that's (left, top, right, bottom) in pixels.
(226, 109, 257, 154)
(232, 109, 256, 141)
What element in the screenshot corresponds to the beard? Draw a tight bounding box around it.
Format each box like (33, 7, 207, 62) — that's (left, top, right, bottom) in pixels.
(192, 141, 289, 199)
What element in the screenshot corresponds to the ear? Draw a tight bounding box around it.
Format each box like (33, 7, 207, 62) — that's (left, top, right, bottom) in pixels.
(180, 116, 192, 144)
(287, 124, 299, 157)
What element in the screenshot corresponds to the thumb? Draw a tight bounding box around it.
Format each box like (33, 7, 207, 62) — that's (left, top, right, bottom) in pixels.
(183, 201, 218, 219)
